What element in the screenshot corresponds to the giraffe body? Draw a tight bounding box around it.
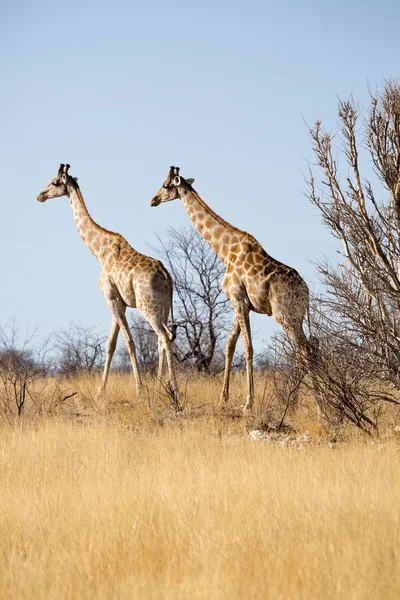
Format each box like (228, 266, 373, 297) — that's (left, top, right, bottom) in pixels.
(37, 164, 178, 398)
(151, 166, 313, 411)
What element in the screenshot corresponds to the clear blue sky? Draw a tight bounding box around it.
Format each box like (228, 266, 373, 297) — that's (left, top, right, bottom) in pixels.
(1, 0, 398, 351)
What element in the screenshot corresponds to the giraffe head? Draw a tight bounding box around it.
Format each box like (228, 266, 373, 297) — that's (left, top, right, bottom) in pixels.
(150, 166, 195, 207)
(37, 164, 78, 202)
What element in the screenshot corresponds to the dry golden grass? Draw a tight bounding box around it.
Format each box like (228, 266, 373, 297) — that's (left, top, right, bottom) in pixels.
(0, 373, 399, 599)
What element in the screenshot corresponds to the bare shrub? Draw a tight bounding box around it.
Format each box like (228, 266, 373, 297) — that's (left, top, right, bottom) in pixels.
(54, 322, 106, 376)
(0, 322, 76, 422)
(268, 299, 399, 435)
(153, 227, 232, 373)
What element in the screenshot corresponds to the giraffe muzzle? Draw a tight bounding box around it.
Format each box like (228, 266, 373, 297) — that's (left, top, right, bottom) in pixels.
(37, 193, 46, 203)
(150, 196, 161, 207)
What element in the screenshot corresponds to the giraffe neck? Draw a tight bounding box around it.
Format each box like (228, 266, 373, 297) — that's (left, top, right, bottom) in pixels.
(180, 187, 247, 263)
(67, 184, 115, 261)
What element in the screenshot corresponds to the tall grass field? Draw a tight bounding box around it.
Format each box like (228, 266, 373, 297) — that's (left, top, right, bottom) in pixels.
(0, 373, 399, 599)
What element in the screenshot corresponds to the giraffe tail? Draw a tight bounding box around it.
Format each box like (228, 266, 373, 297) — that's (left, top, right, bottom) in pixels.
(305, 305, 320, 363)
(163, 323, 177, 342)
(168, 289, 178, 341)
(159, 263, 177, 342)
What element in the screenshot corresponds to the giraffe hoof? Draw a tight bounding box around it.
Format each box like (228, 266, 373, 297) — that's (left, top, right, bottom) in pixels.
(218, 394, 229, 406)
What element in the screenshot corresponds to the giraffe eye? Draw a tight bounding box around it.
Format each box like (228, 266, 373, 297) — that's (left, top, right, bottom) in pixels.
(53, 181, 60, 187)
(162, 184, 169, 189)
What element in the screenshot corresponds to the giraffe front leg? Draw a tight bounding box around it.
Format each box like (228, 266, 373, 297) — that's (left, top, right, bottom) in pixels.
(157, 337, 166, 386)
(107, 298, 142, 396)
(97, 316, 120, 396)
(220, 317, 241, 406)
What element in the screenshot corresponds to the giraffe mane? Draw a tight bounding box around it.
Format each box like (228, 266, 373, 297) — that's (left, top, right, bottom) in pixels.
(189, 188, 258, 244)
(75, 187, 126, 241)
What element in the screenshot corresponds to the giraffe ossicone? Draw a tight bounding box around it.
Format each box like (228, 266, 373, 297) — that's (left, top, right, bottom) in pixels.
(151, 166, 322, 413)
(37, 164, 179, 403)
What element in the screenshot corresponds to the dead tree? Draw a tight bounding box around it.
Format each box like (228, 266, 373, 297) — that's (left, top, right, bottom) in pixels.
(304, 79, 400, 427)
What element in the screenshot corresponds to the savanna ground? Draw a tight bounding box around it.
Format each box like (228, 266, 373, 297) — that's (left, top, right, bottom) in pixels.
(1, 372, 400, 599)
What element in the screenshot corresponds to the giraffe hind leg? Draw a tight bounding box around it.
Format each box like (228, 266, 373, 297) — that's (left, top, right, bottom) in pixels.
(230, 300, 254, 412)
(107, 298, 142, 396)
(282, 320, 326, 417)
(157, 338, 166, 383)
(141, 310, 179, 407)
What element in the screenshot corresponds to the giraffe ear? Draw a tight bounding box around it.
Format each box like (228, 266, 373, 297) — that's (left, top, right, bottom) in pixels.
(173, 176, 181, 186)
(186, 178, 195, 186)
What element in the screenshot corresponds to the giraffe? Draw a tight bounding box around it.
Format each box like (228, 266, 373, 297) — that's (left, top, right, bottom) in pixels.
(37, 164, 178, 399)
(150, 166, 319, 412)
